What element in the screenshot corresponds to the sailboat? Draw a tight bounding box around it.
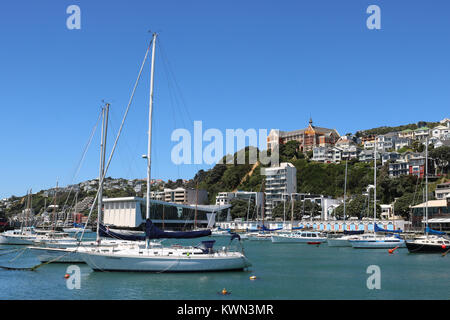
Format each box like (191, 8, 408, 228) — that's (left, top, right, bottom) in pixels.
(327, 161, 362, 247)
(78, 33, 251, 272)
(271, 193, 326, 243)
(0, 190, 38, 245)
(247, 181, 272, 240)
(349, 139, 406, 249)
(28, 104, 148, 263)
(406, 138, 450, 253)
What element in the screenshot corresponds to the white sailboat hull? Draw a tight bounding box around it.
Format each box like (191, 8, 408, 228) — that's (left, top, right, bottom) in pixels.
(28, 247, 84, 263)
(0, 234, 36, 245)
(78, 251, 251, 272)
(63, 228, 93, 233)
(350, 238, 406, 249)
(271, 235, 327, 243)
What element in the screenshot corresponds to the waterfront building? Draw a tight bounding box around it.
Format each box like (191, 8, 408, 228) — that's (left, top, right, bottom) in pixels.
(262, 162, 297, 219)
(267, 118, 340, 153)
(102, 197, 228, 230)
(410, 195, 450, 231)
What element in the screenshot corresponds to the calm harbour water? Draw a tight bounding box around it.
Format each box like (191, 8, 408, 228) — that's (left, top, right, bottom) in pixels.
(0, 236, 449, 300)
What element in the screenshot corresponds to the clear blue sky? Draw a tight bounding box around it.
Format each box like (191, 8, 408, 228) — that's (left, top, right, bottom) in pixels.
(0, 0, 449, 199)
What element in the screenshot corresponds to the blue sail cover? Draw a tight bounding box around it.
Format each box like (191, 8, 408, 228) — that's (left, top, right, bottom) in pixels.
(425, 227, 446, 236)
(98, 224, 146, 241)
(73, 222, 85, 228)
(292, 226, 304, 230)
(145, 219, 211, 239)
(374, 223, 402, 233)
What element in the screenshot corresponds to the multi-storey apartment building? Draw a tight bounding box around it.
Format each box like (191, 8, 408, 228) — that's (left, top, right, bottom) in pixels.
(262, 162, 297, 218)
(149, 187, 208, 205)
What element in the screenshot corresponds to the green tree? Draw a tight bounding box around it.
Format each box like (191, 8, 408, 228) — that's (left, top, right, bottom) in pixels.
(430, 146, 450, 174)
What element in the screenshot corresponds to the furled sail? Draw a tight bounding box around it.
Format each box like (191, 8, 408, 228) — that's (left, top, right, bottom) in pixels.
(145, 219, 211, 239)
(425, 226, 446, 236)
(98, 224, 146, 241)
(374, 223, 402, 233)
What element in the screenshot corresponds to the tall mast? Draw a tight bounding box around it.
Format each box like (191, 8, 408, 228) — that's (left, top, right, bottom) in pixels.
(261, 180, 265, 228)
(373, 137, 377, 235)
(27, 189, 32, 229)
(343, 160, 348, 228)
(53, 181, 58, 231)
(96, 103, 109, 241)
(425, 137, 428, 237)
(146, 32, 157, 248)
(290, 193, 294, 230)
(21, 190, 28, 233)
(194, 183, 198, 229)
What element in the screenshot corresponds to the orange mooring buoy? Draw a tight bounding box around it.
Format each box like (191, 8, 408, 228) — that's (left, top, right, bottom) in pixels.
(249, 276, 257, 280)
(64, 273, 70, 279)
(221, 288, 228, 295)
(388, 246, 399, 254)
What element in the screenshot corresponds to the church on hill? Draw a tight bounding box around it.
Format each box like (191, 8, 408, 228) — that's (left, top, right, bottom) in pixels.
(267, 118, 340, 153)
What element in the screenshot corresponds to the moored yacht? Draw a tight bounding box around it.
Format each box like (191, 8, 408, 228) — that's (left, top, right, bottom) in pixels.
(77, 33, 252, 273)
(0, 227, 37, 245)
(405, 139, 450, 253)
(349, 234, 406, 249)
(405, 233, 450, 253)
(271, 231, 326, 243)
(327, 232, 363, 247)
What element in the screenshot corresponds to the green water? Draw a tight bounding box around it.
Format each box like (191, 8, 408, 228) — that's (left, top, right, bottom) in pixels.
(0, 237, 449, 300)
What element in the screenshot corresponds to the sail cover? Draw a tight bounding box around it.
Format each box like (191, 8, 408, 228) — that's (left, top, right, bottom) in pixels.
(374, 223, 402, 233)
(145, 219, 211, 239)
(98, 224, 146, 241)
(425, 227, 446, 236)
